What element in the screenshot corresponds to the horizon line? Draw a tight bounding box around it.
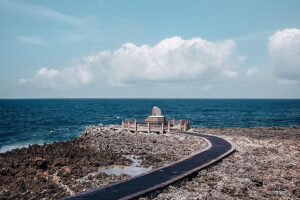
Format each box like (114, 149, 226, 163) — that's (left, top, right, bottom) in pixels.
(0, 97, 300, 100)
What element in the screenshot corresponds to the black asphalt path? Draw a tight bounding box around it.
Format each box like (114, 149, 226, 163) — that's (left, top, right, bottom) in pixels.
(65, 132, 233, 200)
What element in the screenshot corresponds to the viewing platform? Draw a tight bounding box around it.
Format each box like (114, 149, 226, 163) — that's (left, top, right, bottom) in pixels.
(121, 106, 190, 134)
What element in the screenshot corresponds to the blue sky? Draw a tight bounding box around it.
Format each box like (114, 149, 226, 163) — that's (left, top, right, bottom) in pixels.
(0, 0, 300, 98)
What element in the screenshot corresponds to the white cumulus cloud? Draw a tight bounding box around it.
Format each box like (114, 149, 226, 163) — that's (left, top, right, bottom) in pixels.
(19, 36, 245, 88)
(19, 67, 92, 88)
(37, 67, 58, 79)
(269, 28, 300, 81)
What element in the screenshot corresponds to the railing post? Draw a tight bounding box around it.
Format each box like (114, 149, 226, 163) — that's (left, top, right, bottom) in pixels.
(167, 121, 170, 133)
(122, 121, 125, 130)
(134, 119, 137, 132)
(179, 119, 182, 130)
(173, 119, 175, 125)
(184, 121, 187, 131)
(148, 122, 150, 133)
(127, 120, 130, 132)
(161, 122, 164, 134)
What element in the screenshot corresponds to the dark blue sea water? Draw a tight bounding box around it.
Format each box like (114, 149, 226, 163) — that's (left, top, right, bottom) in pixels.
(0, 99, 300, 152)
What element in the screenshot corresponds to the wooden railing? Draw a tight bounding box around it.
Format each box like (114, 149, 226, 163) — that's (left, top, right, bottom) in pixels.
(121, 119, 190, 134)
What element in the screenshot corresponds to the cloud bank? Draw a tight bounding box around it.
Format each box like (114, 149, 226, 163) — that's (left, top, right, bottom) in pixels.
(20, 36, 244, 88)
(20, 29, 300, 92)
(269, 28, 300, 82)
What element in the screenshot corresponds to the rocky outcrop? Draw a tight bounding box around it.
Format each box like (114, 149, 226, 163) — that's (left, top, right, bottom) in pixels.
(0, 125, 206, 200)
(140, 127, 300, 200)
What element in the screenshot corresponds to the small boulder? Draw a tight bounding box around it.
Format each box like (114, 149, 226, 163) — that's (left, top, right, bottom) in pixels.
(33, 158, 48, 170)
(152, 106, 162, 116)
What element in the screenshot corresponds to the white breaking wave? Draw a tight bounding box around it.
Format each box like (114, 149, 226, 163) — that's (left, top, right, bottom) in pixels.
(0, 141, 46, 153)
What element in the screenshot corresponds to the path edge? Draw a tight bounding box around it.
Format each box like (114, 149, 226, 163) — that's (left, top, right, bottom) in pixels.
(64, 132, 235, 200)
(121, 132, 235, 200)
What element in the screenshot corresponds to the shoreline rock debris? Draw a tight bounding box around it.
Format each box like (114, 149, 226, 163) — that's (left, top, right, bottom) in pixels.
(139, 126, 300, 200)
(1, 126, 299, 200)
(0, 124, 206, 200)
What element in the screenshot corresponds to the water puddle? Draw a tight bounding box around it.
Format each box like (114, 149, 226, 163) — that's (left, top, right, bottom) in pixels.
(77, 155, 152, 182)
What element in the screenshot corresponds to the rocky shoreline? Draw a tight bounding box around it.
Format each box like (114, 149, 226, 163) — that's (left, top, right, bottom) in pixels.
(0, 124, 206, 200)
(140, 126, 300, 200)
(1, 126, 299, 200)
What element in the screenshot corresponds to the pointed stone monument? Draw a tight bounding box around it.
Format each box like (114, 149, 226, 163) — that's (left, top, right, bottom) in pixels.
(145, 106, 165, 123)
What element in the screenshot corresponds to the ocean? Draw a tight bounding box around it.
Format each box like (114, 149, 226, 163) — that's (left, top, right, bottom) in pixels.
(0, 99, 299, 153)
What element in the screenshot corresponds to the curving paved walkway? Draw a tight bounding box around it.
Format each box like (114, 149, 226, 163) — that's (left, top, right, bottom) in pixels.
(65, 132, 234, 200)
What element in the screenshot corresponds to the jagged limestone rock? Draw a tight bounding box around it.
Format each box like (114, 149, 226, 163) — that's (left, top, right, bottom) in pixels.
(152, 106, 162, 116)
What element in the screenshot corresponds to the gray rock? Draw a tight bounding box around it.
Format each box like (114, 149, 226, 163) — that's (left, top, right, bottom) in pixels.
(152, 106, 162, 116)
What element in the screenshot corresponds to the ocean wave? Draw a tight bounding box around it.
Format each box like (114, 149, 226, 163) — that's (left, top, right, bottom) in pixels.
(0, 141, 45, 153)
